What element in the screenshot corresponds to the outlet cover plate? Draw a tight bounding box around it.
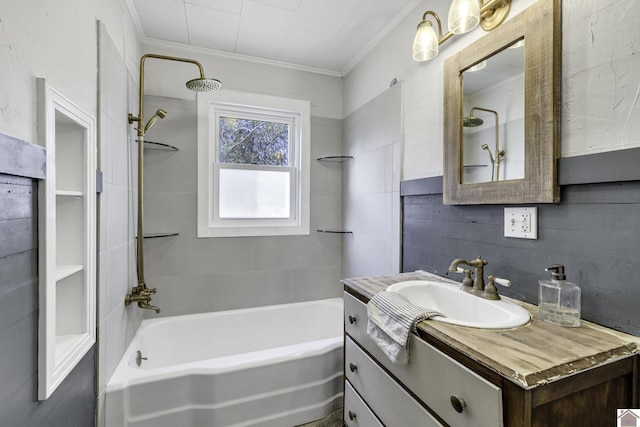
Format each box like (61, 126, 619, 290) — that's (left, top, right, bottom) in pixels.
(504, 207, 538, 239)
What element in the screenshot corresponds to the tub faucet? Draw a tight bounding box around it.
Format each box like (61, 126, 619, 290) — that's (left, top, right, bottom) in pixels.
(449, 256, 488, 297)
(125, 286, 161, 313)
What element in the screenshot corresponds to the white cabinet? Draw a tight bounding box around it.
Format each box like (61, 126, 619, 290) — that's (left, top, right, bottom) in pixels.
(37, 78, 96, 400)
(344, 291, 503, 427)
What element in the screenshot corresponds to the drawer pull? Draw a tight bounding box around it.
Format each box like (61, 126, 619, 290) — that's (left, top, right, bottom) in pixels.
(348, 315, 357, 324)
(349, 363, 358, 372)
(450, 395, 466, 413)
(348, 410, 357, 420)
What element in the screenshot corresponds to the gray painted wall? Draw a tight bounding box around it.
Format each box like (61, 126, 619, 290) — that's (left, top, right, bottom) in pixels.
(402, 160, 640, 336)
(141, 96, 344, 318)
(0, 135, 95, 426)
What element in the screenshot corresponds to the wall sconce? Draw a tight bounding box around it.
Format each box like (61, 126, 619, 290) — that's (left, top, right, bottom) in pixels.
(412, 0, 511, 61)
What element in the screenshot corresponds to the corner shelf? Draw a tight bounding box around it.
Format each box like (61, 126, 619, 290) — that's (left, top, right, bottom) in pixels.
(37, 78, 96, 400)
(142, 232, 179, 239)
(317, 155, 353, 162)
(143, 140, 179, 151)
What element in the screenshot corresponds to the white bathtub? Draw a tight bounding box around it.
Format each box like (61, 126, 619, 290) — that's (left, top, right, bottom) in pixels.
(105, 298, 344, 427)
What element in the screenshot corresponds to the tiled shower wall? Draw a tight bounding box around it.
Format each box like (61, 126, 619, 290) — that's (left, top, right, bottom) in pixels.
(140, 96, 344, 317)
(342, 83, 402, 279)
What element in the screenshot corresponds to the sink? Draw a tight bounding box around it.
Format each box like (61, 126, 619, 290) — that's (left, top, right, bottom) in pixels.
(386, 280, 530, 329)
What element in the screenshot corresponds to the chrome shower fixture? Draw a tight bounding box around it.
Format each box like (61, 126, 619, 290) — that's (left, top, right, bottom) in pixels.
(143, 108, 168, 134)
(462, 114, 484, 127)
(126, 54, 222, 311)
(464, 107, 504, 182)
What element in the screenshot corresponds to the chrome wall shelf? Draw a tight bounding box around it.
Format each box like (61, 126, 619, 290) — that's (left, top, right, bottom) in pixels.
(143, 141, 179, 151)
(140, 233, 179, 239)
(317, 155, 353, 162)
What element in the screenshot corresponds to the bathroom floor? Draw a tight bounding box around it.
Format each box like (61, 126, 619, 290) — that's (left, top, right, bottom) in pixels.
(297, 408, 343, 427)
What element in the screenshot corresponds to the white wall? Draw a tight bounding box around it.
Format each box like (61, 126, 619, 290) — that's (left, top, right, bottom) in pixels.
(0, 1, 141, 424)
(344, 0, 640, 180)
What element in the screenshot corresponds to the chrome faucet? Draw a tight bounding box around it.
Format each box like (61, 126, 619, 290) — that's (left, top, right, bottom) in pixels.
(449, 256, 487, 293)
(125, 286, 161, 313)
(449, 257, 512, 300)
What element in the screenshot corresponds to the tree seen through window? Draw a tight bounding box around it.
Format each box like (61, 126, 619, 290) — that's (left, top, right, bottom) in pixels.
(219, 116, 289, 166)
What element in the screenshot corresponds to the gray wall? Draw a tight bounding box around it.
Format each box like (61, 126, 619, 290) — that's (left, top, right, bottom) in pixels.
(402, 150, 640, 336)
(0, 135, 95, 426)
(141, 96, 344, 317)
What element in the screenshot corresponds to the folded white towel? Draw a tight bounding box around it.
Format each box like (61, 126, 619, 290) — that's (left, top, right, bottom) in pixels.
(367, 291, 443, 365)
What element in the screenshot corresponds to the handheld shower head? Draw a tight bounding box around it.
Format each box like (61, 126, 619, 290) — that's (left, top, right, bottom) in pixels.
(186, 77, 222, 92)
(144, 109, 168, 133)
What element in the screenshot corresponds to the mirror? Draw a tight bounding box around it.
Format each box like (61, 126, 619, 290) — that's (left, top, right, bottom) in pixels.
(443, 0, 560, 204)
(462, 40, 524, 184)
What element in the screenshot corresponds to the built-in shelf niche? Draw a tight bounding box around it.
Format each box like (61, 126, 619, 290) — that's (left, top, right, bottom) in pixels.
(37, 78, 96, 400)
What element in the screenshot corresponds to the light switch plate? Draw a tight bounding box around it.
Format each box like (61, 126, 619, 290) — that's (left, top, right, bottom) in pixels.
(504, 207, 538, 239)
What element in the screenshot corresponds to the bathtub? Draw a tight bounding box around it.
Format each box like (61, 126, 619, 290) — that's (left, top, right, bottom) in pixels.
(105, 298, 344, 427)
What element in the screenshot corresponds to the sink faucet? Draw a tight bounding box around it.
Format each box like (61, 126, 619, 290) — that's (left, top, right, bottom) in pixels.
(125, 286, 161, 313)
(449, 256, 489, 297)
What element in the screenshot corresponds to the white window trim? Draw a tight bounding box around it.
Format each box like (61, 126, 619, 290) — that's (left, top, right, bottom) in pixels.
(197, 89, 310, 237)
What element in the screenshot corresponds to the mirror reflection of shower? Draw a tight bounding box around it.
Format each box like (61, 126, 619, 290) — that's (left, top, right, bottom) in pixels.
(463, 107, 505, 182)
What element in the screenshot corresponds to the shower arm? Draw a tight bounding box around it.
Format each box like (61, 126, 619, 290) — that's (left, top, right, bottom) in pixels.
(470, 107, 501, 181)
(128, 54, 206, 293)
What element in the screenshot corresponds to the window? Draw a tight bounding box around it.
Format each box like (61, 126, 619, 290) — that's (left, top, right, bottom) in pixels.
(197, 90, 310, 237)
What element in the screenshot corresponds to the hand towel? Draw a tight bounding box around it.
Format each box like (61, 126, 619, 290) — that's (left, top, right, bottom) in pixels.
(367, 291, 443, 365)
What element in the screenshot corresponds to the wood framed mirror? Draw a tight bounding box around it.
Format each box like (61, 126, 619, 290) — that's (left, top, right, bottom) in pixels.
(443, 0, 561, 205)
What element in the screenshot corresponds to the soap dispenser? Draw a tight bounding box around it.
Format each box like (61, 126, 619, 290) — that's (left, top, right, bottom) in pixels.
(538, 264, 581, 327)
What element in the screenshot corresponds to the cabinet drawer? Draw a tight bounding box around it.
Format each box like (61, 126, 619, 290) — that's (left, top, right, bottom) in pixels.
(344, 381, 384, 427)
(346, 337, 444, 427)
(344, 291, 503, 427)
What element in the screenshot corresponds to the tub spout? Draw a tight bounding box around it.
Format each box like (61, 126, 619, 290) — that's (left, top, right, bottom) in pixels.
(138, 302, 161, 313)
(124, 286, 160, 313)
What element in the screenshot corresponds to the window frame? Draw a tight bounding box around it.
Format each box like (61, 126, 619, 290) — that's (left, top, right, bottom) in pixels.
(197, 89, 310, 237)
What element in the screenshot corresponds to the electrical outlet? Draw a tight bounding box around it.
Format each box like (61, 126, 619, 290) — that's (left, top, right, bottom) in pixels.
(504, 207, 538, 239)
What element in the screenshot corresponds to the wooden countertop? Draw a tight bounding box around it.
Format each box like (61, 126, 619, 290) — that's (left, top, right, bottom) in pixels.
(342, 271, 640, 389)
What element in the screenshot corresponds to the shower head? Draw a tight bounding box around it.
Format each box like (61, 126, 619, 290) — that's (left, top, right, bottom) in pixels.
(463, 116, 484, 127)
(143, 109, 168, 133)
(186, 77, 222, 92)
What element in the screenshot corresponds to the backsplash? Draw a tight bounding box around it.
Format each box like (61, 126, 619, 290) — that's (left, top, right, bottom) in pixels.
(402, 175, 640, 336)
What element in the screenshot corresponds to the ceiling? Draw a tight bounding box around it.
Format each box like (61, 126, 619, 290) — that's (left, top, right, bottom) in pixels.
(129, 0, 420, 76)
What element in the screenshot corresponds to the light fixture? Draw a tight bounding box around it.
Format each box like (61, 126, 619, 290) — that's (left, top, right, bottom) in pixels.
(412, 11, 443, 61)
(448, 0, 480, 34)
(466, 60, 486, 72)
(412, 0, 511, 62)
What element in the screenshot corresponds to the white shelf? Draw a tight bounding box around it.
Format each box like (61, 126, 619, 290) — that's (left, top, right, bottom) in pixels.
(56, 190, 84, 197)
(55, 265, 84, 281)
(37, 78, 96, 400)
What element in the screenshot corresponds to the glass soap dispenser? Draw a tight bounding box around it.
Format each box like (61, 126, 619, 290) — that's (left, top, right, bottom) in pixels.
(538, 264, 581, 327)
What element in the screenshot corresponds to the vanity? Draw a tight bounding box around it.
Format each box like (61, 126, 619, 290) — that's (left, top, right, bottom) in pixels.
(342, 271, 639, 427)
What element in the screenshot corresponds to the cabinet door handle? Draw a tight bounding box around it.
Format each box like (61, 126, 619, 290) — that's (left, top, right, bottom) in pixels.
(348, 315, 357, 324)
(349, 363, 358, 372)
(450, 395, 466, 413)
(348, 410, 357, 420)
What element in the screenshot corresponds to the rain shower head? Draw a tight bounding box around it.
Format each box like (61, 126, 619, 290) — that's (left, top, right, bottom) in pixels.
(463, 116, 484, 127)
(186, 77, 222, 92)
